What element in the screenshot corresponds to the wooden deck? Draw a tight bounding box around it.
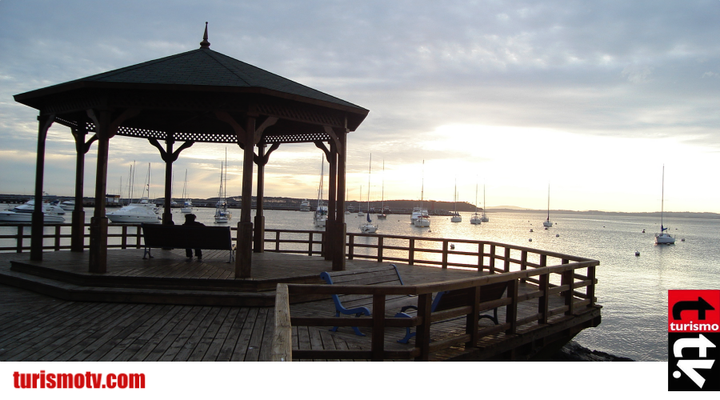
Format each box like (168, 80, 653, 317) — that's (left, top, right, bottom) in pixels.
(0, 249, 522, 361)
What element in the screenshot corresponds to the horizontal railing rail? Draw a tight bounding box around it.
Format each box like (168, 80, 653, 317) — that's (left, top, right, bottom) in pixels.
(273, 259, 599, 361)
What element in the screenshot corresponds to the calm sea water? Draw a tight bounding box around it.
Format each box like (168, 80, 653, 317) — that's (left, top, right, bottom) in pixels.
(2, 205, 718, 361)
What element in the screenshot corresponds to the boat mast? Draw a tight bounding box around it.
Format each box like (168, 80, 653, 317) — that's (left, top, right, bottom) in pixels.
(661, 164, 665, 231)
(367, 153, 372, 213)
(546, 184, 550, 221)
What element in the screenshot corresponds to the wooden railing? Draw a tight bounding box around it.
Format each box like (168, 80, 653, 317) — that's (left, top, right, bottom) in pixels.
(0, 223, 145, 253)
(272, 259, 599, 361)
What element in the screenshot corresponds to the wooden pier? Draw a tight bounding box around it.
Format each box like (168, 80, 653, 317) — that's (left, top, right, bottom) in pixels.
(0, 224, 601, 361)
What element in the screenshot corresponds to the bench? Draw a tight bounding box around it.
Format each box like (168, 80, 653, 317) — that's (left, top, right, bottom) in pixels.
(396, 281, 509, 344)
(320, 264, 412, 336)
(141, 223, 235, 262)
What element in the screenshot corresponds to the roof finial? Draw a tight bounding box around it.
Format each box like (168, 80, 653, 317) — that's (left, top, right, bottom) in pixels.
(200, 22, 210, 49)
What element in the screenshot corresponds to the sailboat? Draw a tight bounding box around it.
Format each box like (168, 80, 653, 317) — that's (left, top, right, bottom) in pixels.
(451, 179, 462, 222)
(313, 157, 328, 228)
(470, 181, 482, 225)
(181, 169, 193, 213)
(360, 154, 378, 233)
(481, 184, 489, 222)
(377, 159, 387, 220)
(107, 163, 161, 224)
(413, 160, 430, 227)
(214, 150, 232, 224)
(655, 165, 675, 245)
(542, 184, 552, 228)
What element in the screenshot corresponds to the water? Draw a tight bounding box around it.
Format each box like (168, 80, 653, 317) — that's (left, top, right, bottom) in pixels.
(2, 206, 718, 361)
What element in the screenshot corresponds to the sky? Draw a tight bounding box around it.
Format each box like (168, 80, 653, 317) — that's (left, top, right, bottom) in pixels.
(1, 0, 720, 213)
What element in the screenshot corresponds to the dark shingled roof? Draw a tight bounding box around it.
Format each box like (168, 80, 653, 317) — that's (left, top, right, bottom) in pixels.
(41, 47, 364, 110)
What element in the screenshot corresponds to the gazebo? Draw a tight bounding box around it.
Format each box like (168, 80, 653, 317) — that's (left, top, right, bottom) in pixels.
(13, 25, 369, 278)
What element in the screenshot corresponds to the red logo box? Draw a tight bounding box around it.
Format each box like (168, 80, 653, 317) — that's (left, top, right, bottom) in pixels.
(668, 290, 720, 333)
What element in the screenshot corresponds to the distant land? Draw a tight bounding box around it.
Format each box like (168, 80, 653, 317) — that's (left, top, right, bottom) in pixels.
(1, 193, 718, 218)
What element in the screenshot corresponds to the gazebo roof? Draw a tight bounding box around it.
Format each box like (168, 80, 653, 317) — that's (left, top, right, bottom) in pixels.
(14, 28, 368, 143)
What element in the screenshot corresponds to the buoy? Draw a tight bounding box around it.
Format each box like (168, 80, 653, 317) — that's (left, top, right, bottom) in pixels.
(450, 244, 455, 249)
(642, 229, 645, 233)
(556, 234, 560, 237)
(681, 238, 685, 242)
(635, 251, 640, 257)
(530, 229, 533, 232)
(529, 238, 532, 242)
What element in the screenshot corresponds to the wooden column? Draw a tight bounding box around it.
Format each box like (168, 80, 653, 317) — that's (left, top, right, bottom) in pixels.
(30, 114, 54, 260)
(70, 116, 96, 252)
(326, 141, 338, 260)
(333, 126, 348, 271)
(162, 137, 174, 225)
(253, 142, 278, 253)
(253, 143, 266, 253)
(88, 110, 111, 273)
(149, 136, 194, 226)
(87, 108, 139, 273)
(236, 115, 256, 278)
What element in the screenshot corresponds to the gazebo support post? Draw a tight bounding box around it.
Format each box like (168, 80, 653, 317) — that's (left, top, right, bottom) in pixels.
(253, 142, 278, 253)
(162, 137, 174, 225)
(88, 110, 111, 273)
(30, 114, 54, 261)
(253, 143, 266, 253)
(148, 136, 195, 226)
(326, 125, 348, 271)
(236, 115, 256, 278)
(87, 108, 139, 273)
(70, 116, 96, 252)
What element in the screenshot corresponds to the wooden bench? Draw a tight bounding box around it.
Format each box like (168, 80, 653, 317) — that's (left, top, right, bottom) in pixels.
(395, 281, 509, 344)
(141, 223, 235, 262)
(320, 264, 412, 336)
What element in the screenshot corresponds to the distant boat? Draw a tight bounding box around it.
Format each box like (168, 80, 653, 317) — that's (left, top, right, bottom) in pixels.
(412, 160, 430, 228)
(359, 154, 378, 233)
(470, 181, 482, 225)
(450, 179, 462, 223)
(542, 184, 552, 228)
(377, 160, 387, 220)
(655, 165, 675, 245)
(299, 199, 311, 212)
(481, 185, 489, 222)
(0, 200, 65, 223)
(107, 163, 160, 224)
(313, 157, 328, 228)
(180, 170, 193, 214)
(214, 150, 232, 224)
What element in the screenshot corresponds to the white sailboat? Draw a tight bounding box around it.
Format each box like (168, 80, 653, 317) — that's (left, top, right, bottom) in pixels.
(470, 181, 482, 225)
(542, 184, 552, 228)
(214, 150, 232, 224)
(655, 165, 675, 245)
(181, 169, 193, 213)
(359, 154, 378, 233)
(413, 160, 430, 228)
(451, 179, 462, 222)
(481, 184, 489, 222)
(313, 157, 328, 228)
(377, 159, 387, 220)
(107, 163, 161, 224)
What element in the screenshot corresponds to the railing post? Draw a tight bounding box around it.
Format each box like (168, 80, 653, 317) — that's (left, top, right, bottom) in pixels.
(377, 236, 384, 262)
(587, 264, 596, 307)
(467, 286, 480, 348)
(371, 294, 386, 361)
(54, 225, 61, 251)
(477, 243, 484, 272)
(489, 244, 496, 273)
(347, 235, 355, 260)
(275, 231, 280, 251)
(408, 238, 415, 265)
(441, 239, 449, 269)
(121, 225, 128, 249)
(520, 250, 528, 272)
(562, 268, 575, 315)
(414, 292, 432, 361)
(538, 273, 549, 325)
(308, 232, 313, 256)
(503, 246, 510, 272)
(16, 225, 24, 253)
(506, 279, 519, 335)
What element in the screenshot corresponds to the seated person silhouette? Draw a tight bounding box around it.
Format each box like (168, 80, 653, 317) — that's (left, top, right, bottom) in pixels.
(182, 213, 205, 259)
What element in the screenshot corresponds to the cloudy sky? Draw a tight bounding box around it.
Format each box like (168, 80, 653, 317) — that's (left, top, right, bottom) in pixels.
(1, 0, 719, 213)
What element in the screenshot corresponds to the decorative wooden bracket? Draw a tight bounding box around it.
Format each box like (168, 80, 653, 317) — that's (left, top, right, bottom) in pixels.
(255, 143, 280, 166)
(148, 137, 195, 162)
